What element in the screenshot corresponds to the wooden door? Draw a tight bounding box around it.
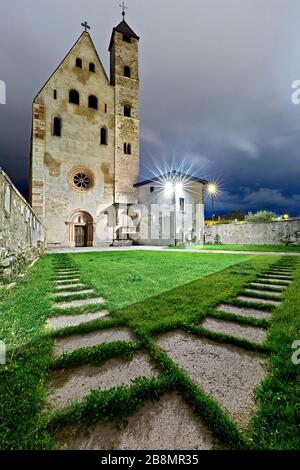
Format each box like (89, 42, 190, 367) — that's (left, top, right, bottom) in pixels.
(75, 225, 87, 247)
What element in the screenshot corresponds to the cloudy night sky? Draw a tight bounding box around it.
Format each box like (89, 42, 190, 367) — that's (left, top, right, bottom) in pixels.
(1, 0, 300, 216)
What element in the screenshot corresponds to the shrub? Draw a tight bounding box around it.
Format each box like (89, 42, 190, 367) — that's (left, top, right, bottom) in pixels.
(245, 210, 276, 223)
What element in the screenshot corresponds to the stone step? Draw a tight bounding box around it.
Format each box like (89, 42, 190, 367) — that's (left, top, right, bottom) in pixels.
(54, 327, 134, 357)
(55, 392, 222, 450)
(156, 331, 267, 427)
(256, 278, 291, 285)
(244, 288, 282, 298)
(55, 273, 80, 279)
(55, 283, 86, 291)
(250, 282, 287, 290)
(237, 295, 281, 306)
(201, 317, 267, 344)
(262, 274, 292, 280)
(45, 311, 109, 330)
(47, 352, 158, 410)
(55, 278, 81, 285)
(51, 289, 95, 299)
(216, 304, 271, 319)
(54, 297, 106, 310)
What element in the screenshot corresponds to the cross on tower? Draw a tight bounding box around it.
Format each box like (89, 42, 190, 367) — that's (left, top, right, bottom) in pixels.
(119, 2, 128, 18)
(81, 21, 91, 33)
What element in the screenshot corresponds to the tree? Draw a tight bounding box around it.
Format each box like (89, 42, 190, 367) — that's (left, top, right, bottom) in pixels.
(222, 210, 245, 221)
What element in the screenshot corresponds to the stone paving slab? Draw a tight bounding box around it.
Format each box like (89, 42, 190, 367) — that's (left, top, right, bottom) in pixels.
(55, 278, 81, 284)
(250, 282, 287, 290)
(47, 352, 158, 410)
(256, 278, 291, 285)
(54, 297, 105, 310)
(201, 317, 267, 344)
(262, 274, 292, 280)
(45, 311, 110, 330)
(156, 331, 267, 427)
(216, 304, 272, 319)
(54, 327, 135, 357)
(244, 288, 283, 297)
(51, 289, 94, 299)
(55, 392, 222, 450)
(237, 296, 281, 306)
(55, 283, 86, 291)
(55, 274, 81, 279)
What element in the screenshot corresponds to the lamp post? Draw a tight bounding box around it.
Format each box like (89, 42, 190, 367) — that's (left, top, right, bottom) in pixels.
(207, 183, 217, 220)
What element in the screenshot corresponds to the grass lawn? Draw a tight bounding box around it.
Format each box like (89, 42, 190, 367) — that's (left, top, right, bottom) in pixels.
(0, 251, 299, 449)
(194, 244, 300, 253)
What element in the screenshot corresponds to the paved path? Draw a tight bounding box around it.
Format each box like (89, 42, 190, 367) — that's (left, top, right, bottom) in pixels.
(47, 245, 300, 256)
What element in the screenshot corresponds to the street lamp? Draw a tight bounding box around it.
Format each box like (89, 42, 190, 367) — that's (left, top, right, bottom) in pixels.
(207, 183, 218, 219)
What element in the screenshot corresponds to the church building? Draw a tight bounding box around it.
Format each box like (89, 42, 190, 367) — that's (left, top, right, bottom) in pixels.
(29, 14, 206, 247)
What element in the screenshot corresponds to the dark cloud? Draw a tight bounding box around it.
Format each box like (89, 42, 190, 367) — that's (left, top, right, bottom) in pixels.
(1, 0, 300, 215)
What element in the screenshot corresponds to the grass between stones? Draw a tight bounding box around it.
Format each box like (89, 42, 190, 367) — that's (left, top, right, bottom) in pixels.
(0, 251, 299, 449)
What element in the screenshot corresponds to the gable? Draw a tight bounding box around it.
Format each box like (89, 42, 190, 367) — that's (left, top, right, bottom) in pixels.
(34, 32, 110, 101)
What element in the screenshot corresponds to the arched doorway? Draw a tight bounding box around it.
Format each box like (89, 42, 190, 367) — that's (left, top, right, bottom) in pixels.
(67, 211, 94, 247)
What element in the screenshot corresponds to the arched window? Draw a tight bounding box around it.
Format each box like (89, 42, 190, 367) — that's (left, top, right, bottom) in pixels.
(69, 89, 80, 105)
(124, 105, 131, 117)
(76, 58, 82, 68)
(53, 117, 61, 137)
(124, 143, 132, 155)
(89, 63, 95, 72)
(88, 95, 98, 109)
(100, 127, 107, 145)
(124, 66, 131, 78)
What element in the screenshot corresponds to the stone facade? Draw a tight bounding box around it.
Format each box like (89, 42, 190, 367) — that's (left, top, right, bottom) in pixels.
(0, 169, 44, 280)
(30, 21, 140, 247)
(204, 219, 300, 245)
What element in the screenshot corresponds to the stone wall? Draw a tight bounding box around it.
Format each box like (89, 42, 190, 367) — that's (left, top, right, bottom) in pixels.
(0, 169, 44, 280)
(204, 219, 300, 245)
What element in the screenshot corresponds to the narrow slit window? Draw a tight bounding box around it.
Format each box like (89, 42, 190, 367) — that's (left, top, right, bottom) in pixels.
(100, 127, 107, 145)
(53, 117, 61, 137)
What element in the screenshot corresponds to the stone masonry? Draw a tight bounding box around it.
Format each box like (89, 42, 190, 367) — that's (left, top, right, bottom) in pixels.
(204, 219, 300, 245)
(0, 168, 44, 280)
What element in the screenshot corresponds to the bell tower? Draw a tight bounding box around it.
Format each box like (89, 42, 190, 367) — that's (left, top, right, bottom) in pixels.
(109, 9, 140, 204)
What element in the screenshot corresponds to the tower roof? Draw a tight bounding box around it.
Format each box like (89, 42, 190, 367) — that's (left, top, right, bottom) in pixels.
(109, 19, 139, 51)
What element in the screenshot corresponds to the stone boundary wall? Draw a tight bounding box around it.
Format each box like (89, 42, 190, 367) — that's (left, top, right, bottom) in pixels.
(0, 168, 44, 280)
(204, 219, 300, 245)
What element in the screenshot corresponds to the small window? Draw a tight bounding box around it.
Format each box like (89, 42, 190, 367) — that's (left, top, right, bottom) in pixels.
(124, 143, 132, 155)
(105, 104, 107, 113)
(150, 187, 154, 193)
(124, 105, 131, 117)
(53, 117, 61, 137)
(53, 90, 57, 100)
(88, 95, 98, 109)
(76, 58, 82, 68)
(124, 66, 131, 78)
(89, 62, 95, 72)
(100, 127, 107, 145)
(123, 34, 131, 43)
(179, 197, 185, 212)
(69, 89, 80, 105)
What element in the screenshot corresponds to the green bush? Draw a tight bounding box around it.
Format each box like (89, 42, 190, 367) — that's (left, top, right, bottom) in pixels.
(245, 210, 276, 222)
